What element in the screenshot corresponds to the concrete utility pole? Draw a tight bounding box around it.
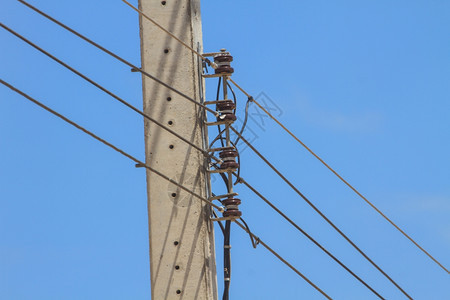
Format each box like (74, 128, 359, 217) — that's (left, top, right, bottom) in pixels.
(138, 1, 218, 299)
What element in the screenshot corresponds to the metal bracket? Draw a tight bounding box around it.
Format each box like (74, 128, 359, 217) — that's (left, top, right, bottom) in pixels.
(208, 146, 235, 153)
(205, 120, 234, 126)
(202, 73, 232, 78)
(210, 216, 239, 222)
(208, 168, 237, 174)
(209, 193, 238, 201)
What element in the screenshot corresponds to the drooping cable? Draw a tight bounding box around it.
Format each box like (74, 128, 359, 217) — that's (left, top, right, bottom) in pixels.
(228, 77, 449, 275)
(0, 79, 221, 212)
(227, 81, 237, 112)
(229, 126, 412, 299)
(239, 217, 260, 249)
(209, 125, 230, 150)
(234, 96, 253, 146)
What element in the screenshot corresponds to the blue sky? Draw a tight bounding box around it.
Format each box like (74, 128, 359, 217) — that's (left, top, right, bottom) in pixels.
(1, 0, 449, 299)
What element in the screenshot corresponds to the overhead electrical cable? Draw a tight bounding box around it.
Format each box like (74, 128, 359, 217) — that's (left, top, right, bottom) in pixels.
(229, 126, 413, 299)
(16, 0, 218, 117)
(4, 6, 398, 296)
(0, 79, 220, 211)
(234, 176, 385, 299)
(121, 0, 216, 68)
(14, 0, 437, 294)
(228, 77, 449, 275)
(116, 0, 449, 275)
(0, 22, 211, 157)
(0, 79, 331, 300)
(233, 220, 332, 300)
(207, 165, 385, 298)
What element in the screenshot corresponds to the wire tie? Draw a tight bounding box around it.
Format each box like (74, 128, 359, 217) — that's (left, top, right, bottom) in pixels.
(224, 245, 232, 249)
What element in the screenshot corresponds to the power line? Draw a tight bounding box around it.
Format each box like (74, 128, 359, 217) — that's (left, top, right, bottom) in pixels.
(121, 0, 215, 67)
(116, 0, 447, 277)
(234, 219, 332, 300)
(0, 22, 210, 158)
(8, 3, 408, 294)
(13, 0, 436, 293)
(0, 79, 220, 212)
(206, 162, 386, 298)
(0, 22, 235, 180)
(228, 78, 449, 276)
(229, 126, 413, 299)
(2, 21, 385, 296)
(0, 78, 331, 300)
(235, 176, 385, 299)
(61, 0, 448, 276)
(16, 0, 218, 118)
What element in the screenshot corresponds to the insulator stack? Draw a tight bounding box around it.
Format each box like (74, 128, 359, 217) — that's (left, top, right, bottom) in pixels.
(216, 100, 236, 122)
(214, 51, 234, 74)
(219, 150, 239, 170)
(222, 198, 242, 218)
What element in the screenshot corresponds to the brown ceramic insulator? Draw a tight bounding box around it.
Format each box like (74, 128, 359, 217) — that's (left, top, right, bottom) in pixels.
(222, 198, 241, 206)
(216, 100, 236, 111)
(219, 150, 238, 159)
(214, 54, 233, 63)
(219, 149, 238, 169)
(214, 54, 234, 74)
(220, 161, 239, 169)
(215, 65, 234, 74)
(223, 209, 242, 218)
(218, 113, 237, 122)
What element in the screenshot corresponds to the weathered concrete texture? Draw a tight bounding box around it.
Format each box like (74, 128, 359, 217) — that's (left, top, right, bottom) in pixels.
(138, 0, 217, 299)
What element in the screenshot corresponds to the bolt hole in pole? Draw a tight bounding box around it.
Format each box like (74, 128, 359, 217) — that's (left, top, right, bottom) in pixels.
(175, 265, 180, 270)
(168, 120, 174, 125)
(166, 96, 172, 101)
(164, 48, 170, 54)
(169, 144, 174, 149)
(161, 1, 167, 5)
(174, 241, 179, 246)
(176, 290, 182, 295)
(171, 192, 177, 198)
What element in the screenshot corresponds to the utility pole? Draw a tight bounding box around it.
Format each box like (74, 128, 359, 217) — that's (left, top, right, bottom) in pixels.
(138, 1, 218, 299)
